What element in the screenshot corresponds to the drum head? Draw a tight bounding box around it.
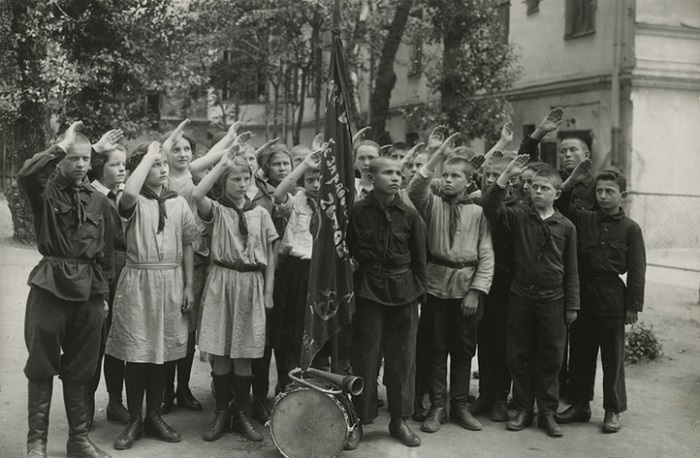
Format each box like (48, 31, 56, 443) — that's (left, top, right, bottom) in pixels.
(270, 388, 349, 458)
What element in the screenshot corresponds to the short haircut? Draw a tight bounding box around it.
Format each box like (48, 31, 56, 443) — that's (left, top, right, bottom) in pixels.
(89, 144, 126, 181)
(443, 156, 475, 178)
(353, 139, 380, 158)
(387, 142, 408, 156)
(290, 144, 311, 156)
(560, 137, 589, 152)
(596, 168, 627, 192)
(523, 161, 548, 174)
(368, 156, 400, 175)
(297, 166, 321, 187)
(125, 142, 151, 173)
(447, 146, 477, 161)
(258, 144, 292, 177)
(532, 165, 563, 190)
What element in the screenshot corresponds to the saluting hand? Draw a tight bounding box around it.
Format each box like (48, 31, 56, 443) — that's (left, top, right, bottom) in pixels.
(58, 121, 84, 152)
(93, 129, 124, 153)
(352, 126, 371, 145)
(500, 121, 514, 146)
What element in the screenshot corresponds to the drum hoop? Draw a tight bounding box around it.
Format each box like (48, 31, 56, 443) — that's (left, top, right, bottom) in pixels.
(270, 386, 351, 458)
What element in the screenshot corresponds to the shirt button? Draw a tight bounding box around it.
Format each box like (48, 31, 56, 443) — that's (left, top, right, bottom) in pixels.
(49, 154, 55, 158)
(604, 228, 608, 232)
(601, 242, 606, 245)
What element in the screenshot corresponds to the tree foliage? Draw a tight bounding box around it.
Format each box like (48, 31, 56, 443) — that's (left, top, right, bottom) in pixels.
(404, 0, 519, 142)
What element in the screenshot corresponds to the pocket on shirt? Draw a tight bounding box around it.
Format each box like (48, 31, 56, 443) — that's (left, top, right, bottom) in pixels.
(550, 231, 566, 256)
(52, 200, 75, 229)
(82, 212, 104, 239)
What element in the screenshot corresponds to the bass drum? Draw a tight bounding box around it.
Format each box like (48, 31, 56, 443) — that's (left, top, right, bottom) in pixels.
(270, 386, 351, 458)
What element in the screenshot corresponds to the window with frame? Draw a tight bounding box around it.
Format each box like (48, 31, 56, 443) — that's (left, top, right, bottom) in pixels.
(565, 0, 596, 39)
(525, 0, 540, 15)
(495, 1, 510, 45)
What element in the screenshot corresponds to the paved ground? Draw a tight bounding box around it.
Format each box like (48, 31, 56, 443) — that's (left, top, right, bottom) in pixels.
(1, 195, 700, 457)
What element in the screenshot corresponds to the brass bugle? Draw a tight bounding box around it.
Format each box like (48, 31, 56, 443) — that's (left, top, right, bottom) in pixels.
(305, 368, 364, 396)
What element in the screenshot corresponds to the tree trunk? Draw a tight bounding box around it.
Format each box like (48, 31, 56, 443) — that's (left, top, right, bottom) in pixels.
(368, 0, 413, 144)
(311, 19, 323, 134)
(294, 66, 308, 145)
(440, 3, 467, 132)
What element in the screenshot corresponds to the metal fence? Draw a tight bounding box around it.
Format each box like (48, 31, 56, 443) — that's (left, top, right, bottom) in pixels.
(627, 191, 700, 273)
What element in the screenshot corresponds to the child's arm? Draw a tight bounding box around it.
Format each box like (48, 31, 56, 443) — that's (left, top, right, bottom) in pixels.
(408, 212, 428, 292)
(483, 121, 513, 162)
(482, 155, 529, 227)
(425, 125, 447, 155)
(92, 129, 124, 153)
(399, 142, 425, 170)
(561, 158, 592, 192)
(17, 121, 83, 211)
(255, 137, 280, 159)
(181, 243, 194, 313)
(563, 225, 580, 325)
(517, 108, 564, 161)
(625, 225, 646, 324)
(273, 148, 324, 204)
(264, 242, 275, 310)
(352, 126, 371, 146)
(462, 213, 495, 318)
(189, 121, 242, 181)
(161, 118, 190, 157)
(192, 146, 239, 220)
(407, 133, 459, 220)
(120, 142, 161, 213)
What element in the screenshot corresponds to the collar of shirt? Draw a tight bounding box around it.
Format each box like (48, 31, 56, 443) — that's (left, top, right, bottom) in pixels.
(598, 207, 625, 221)
(359, 190, 408, 213)
(90, 180, 124, 196)
(527, 206, 566, 224)
(55, 173, 94, 193)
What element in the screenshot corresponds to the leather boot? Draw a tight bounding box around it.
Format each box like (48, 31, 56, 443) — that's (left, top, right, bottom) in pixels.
(490, 399, 509, 422)
(231, 375, 262, 442)
(412, 393, 428, 422)
(143, 414, 180, 443)
(203, 374, 231, 442)
(389, 416, 421, 447)
(450, 398, 482, 431)
(506, 410, 534, 432)
(144, 367, 180, 443)
(538, 414, 563, 437)
(422, 356, 447, 433)
(63, 381, 111, 458)
(27, 379, 53, 458)
(343, 423, 363, 450)
(113, 415, 143, 450)
(105, 393, 129, 424)
(175, 353, 202, 411)
(160, 362, 176, 414)
(86, 391, 95, 432)
(469, 395, 493, 416)
(251, 397, 271, 425)
(602, 411, 621, 433)
(554, 401, 591, 424)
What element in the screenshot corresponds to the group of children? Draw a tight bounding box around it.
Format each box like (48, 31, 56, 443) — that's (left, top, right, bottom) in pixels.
(18, 107, 645, 458)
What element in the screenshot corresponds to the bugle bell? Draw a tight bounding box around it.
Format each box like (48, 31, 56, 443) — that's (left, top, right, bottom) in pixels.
(288, 367, 364, 396)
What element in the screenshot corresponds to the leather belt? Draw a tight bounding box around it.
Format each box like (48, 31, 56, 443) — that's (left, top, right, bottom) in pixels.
(428, 254, 477, 270)
(213, 260, 265, 272)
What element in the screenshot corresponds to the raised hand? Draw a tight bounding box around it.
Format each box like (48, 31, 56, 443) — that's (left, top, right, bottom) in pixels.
(352, 126, 371, 145)
(435, 132, 460, 157)
(57, 121, 84, 152)
(502, 154, 530, 179)
(427, 125, 448, 149)
(500, 121, 514, 145)
(402, 142, 425, 164)
(255, 137, 279, 157)
(312, 133, 325, 152)
(569, 158, 592, 183)
(491, 150, 504, 159)
(469, 155, 486, 170)
(234, 131, 254, 146)
(93, 129, 124, 153)
(146, 141, 162, 159)
(227, 121, 243, 138)
(162, 118, 191, 152)
(304, 148, 325, 169)
(538, 108, 564, 134)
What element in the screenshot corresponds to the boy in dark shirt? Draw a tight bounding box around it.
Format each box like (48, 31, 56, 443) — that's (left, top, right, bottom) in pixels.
(348, 157, 427, 447)
(555, 163, 646, 433)
(18, 121, 114, 458)
(483, 155, 579, 438)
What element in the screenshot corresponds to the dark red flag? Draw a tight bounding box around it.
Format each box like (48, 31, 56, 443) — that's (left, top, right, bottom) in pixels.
(300, 31, 356, 370)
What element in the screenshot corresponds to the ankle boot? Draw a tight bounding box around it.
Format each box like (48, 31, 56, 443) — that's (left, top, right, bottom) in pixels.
(62, 381, 111, 458)
(27, 379, 53, 458)
(450, 398, 482, 431)
(106, 393, 129, 424)
(203, 374, 231, 442)
(251, 397, 271, 425)
(86, 391, 95, 432)
(389, 416, 421, 447)
(113, 414, 143, 450)
(160, 362, 176, 414)
(175, 353, 202, 411)
(231, 375, 262, 442)
(422, 358, 447, 433)
(412, 392, 428, 422)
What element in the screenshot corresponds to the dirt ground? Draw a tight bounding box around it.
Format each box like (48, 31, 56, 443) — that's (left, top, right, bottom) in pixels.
(1, 194, 699, 458)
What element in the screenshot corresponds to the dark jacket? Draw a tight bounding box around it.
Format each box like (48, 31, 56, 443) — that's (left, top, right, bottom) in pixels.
(561, 202, 646, 316)
(18, 146, 114, 301)
(483, 183, 579, 310)
(347, 191, 427, 306)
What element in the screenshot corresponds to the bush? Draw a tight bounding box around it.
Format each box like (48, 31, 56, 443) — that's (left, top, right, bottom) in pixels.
(625, 322, 663, 364)
(4, 181, 35, 244)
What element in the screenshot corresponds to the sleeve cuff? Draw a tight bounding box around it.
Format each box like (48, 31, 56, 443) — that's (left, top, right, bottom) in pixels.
(419, 165, 435, 178)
